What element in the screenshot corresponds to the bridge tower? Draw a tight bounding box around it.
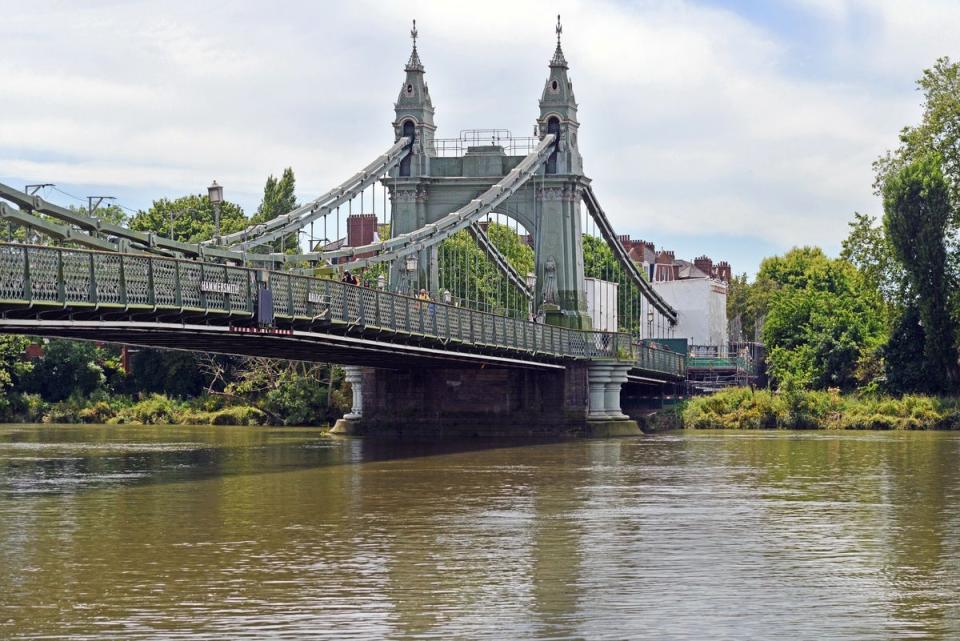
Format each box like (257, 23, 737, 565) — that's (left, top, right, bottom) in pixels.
(532, 15, 590, 328)
(389, 20, 438, 295)
(385, 17, 592, 329)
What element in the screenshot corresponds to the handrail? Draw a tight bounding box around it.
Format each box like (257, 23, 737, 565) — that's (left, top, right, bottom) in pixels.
(0, 242, 686, 378)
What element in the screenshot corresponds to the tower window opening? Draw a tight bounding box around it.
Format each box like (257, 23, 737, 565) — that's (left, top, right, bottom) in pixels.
(546, 116, 560, 174)
(399, 120, 416, 177)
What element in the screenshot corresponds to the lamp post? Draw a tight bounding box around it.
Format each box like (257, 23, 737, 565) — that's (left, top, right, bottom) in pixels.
(647, 307, 655, 339)
(404, 253, 418, 295)
(525, 271, 537, 321)
(208, 180, 224, 244)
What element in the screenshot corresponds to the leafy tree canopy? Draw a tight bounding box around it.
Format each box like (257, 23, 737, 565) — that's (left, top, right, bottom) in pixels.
(761, 247, 885, 390)
(883, 153, 957, 391)
(69, 203, 128, 226)
(874, 57, 960, 204)
(840, 212, 905, 311)
(249, 168, 299, 253)
(129, 194, 247, 243)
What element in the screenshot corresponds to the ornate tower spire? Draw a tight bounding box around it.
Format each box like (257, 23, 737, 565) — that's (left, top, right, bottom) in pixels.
(406, 19, 424, 72)
(550, 14, 568, 69)
(538, 14, 581, 174)
(394, 18, 436, 171)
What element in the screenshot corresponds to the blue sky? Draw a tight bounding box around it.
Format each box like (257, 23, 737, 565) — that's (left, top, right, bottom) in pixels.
(1, 0, 957, 275)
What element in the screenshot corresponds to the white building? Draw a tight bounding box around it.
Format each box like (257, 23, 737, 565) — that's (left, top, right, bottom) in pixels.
(584, 277, 619, 331)
(652, 277, 728, 347)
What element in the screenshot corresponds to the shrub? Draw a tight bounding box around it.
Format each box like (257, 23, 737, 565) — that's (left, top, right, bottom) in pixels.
(683, 388, 953, 430)
(120, 394, 180, 424)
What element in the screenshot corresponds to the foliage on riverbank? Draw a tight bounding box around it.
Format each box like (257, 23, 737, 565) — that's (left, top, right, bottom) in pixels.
(7, 393, 285, 426)
(682, 387, 958, 430)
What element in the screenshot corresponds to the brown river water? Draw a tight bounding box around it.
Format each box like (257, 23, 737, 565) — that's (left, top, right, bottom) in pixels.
(1, 425, 959, 640)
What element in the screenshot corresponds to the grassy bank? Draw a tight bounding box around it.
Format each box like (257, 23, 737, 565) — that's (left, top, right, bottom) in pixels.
(5, 393, 302, 427)
(682, 388, 960, 430)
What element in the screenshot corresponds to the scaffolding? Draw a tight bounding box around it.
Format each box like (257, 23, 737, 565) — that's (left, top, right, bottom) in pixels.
(685, 342, 765, 393)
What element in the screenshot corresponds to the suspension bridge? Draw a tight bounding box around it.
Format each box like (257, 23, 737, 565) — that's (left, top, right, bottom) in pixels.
(0, 18, 687, 436)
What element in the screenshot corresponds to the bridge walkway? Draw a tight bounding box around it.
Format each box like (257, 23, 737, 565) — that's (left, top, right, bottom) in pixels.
(0, 243, 685, 379)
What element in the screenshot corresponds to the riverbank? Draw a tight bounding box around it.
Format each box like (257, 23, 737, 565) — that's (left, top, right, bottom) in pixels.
(0, 393, 326, 427)
(682, 387, 960, 430)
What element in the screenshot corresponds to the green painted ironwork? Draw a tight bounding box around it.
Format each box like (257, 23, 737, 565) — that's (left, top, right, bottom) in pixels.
(688, 355, 752, 372)
(0, 243, 686, 378)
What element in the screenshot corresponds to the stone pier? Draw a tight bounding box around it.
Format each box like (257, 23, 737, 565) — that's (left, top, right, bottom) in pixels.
(332, 361, 640, 438)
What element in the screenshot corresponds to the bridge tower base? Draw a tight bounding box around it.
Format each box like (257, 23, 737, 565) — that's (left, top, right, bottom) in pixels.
(332, 362, 639, 439)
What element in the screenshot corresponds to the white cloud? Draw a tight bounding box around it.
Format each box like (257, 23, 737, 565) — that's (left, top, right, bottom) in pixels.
(0, 0, 954, 270)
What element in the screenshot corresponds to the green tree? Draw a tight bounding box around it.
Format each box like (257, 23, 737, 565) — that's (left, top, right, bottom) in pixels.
(249, 168, 299, 253)
(761, 248, 885, 390)
(883, 154, 957, 391)
(726, 272, 769, 342)
(874, 57, 960, 203)
(487, 222, 534, 277)
(129, 194, 247, 243)
(582, 234, 618, 279)
(22, 340, 119, 402)
(0, 336, 31, 414)
(126, 349, 209, 398)
(884, 305, 931, 393)
(840, 212, 904, 311)
(437, 223, 533, 317)
(69, 203, 128, 226)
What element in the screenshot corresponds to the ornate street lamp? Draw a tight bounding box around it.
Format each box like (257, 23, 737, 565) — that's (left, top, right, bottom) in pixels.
(525, 271, 537, 320)
(208, 180, 224, 243)
(404, 253, 418, 295)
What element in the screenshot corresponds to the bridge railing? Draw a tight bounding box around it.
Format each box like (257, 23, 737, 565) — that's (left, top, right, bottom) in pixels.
(267, 270, 640, 362)
(0, 243, 256, 314)
(634, 341, 687, 379)
(0, 243, 685, 377)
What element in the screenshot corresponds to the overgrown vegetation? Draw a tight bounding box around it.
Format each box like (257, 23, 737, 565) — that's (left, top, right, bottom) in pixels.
(683, 388, 954, 431)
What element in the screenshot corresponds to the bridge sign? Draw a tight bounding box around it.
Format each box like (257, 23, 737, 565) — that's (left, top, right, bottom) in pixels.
(200, 281, 241, 295)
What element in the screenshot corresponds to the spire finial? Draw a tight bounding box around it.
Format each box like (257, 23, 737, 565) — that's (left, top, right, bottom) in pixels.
(550, 14, 568, 68)
(405, 18, 424, 72)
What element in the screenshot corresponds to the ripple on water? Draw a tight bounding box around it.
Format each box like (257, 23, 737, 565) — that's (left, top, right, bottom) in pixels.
(0, 427, 959, 640)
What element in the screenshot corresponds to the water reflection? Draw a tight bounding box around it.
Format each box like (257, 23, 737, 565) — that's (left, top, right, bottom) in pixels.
(1, 426, 959, 640)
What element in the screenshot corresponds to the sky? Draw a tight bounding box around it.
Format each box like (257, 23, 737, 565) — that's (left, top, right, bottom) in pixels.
(1, 0, 957, 276)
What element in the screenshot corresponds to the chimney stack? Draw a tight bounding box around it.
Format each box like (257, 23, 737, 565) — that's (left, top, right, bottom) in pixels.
(347, 213, 377, 247)
(716, 260, 732, 283)
(694, 255, 714, 278)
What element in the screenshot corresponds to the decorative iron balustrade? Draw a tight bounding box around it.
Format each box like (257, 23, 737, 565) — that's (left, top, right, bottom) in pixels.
(0, 243, 686, 378)
(432, 134, 542, 158)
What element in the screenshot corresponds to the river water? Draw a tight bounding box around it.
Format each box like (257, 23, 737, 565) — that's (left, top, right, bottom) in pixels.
(1, 425, 959, 640)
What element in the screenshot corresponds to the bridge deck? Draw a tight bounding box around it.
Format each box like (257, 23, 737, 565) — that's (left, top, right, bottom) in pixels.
(0, 244, 685, 379)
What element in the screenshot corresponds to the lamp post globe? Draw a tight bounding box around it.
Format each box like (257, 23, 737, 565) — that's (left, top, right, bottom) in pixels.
(208, 180, 224, 243)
